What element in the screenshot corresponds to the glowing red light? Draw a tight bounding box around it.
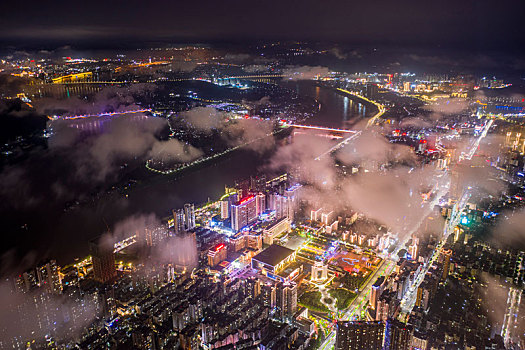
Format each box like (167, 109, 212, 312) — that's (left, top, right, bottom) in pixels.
(215, 244, 225, 252)
(238, 195, 255, 205)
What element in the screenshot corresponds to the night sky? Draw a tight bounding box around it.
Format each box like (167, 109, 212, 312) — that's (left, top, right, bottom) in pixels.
(0, 0, 524, 50)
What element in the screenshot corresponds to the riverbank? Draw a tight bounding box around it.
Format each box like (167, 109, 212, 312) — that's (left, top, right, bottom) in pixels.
(334, 88, 386, 128)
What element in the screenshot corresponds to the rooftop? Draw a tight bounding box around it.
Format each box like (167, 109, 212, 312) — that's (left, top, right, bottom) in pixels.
(252, 244, 295, 267)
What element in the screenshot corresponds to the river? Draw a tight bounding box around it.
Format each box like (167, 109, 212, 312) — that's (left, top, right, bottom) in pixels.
(6, 82, 373, 265)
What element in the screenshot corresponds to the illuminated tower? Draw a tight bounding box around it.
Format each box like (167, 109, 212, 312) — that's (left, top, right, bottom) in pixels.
(370, 276, 385, 311)
(184, 203, 196, 231)
(173, 208, 185, 234)
(231, 195, 256, 232)
(36, 260, 62, 294)
(89, 238, 116, 284)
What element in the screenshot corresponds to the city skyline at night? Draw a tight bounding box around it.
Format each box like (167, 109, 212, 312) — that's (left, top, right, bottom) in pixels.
(0, 1, 524, 349)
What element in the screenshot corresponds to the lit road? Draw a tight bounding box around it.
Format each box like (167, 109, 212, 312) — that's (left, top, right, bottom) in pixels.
(398, 118, 493, 321)
(335, 88, 386, 129)
(315, 131, 362, 160)
(398, 190, 470, 321)
(501, 286, 522, 347)
(318, 117, 494, 349)
(319, 259, 395, 350)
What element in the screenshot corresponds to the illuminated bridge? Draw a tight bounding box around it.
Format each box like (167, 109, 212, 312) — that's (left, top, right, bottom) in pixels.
(47, 108, 152, 121)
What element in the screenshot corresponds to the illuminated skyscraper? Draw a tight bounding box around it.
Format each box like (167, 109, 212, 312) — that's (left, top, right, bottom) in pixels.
(36, 259, 62, 294)
(370, 276, 385, 311)
(184, 203, 196, 231)
(173, 208, 185, 234)
(89, 238, 116, 284)
(207, 243, 227, 266)
(276, 282, 297, 318)
(231, 195, 257, 232)
(255, 192, 266, 216)
(220, 200, 229, 219)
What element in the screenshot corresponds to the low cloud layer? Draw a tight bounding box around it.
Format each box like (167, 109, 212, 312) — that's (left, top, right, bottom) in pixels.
(0, 282, 98, 346)
(491, 208, 525, 249)
(282, 66, 331, 80)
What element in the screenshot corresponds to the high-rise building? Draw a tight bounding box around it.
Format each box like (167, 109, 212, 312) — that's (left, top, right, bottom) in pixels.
(220, 200, 229, 219)
(365, 84, 378, 99)
(370, 276, 385, 311)
(173, 208, 185, 234)
(408, 237, 419, 260)
(36, 260, 62, 294)
(284, 184, 301, 221)
(231, 195, 257, 232)
(184, 203, 196, 231)
(15, 269, 38, 293)
(269, 193, 288, 219)
(261, 283, 276, 308)
(383, 319, 413, 350)
(89, 238, 116, 284)
(376, 294, 391, 322)
(335, 321, 385, 350)
(255, 192, 266, 216)
(276, 282, 297, 318)
(207, 243, 227, 267)
(440, 248, 452, 281)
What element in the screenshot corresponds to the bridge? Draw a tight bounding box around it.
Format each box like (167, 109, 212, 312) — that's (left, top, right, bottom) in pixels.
(43, 74, 285, 86)
(47, 108, 152, 121)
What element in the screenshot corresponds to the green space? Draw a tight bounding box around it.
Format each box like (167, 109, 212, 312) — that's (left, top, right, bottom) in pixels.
(337, 273, 367, 290)
(299, 291, 329, 313)
(329, 288, 357, 310)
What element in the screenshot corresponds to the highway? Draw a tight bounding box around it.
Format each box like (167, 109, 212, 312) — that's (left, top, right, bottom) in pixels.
(398, 119, 494, 321)
(318, 117, 494, 349)
(397, 190, 470, 321)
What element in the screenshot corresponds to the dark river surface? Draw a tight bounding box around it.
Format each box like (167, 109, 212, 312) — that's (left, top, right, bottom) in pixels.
(8, 82, 375, 266)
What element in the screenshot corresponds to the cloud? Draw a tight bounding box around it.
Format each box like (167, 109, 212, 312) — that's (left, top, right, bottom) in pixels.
(336, 130, 417, 170)
(267, 130, 446, 239)
(0, 74, 34, 97)
(340, 166, 443, 235)
(148, 138, 202, 163)
(0, 281, 99, 346)
(490, 208, 525, 249)
(181, 107, 224, 132)
(399, 117, 433, 128)
(181, 106, 276, 153)
(423, 98, 469, 119)
(330, 48, 347, 60)
(282, 66, 331, 80)
(35, 84, 154, 116)
(224, 53, 251, 63)
(266, 132, 336, 187)
(102, 214, 198, 270)
(51, 114, 202, 182)
(221, 119, 275, 153)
